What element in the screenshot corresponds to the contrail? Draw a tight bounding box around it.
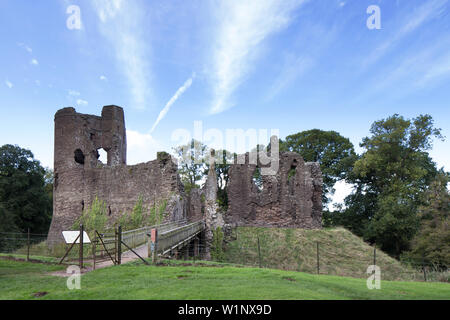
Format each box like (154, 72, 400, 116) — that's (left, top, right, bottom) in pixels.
(150, 72, 196, 133)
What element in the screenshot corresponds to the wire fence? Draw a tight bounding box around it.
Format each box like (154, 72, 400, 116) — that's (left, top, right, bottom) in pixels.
(0, 230, 88, 264)
(1, 228, 448, 283)
(170, 241, 449, 283)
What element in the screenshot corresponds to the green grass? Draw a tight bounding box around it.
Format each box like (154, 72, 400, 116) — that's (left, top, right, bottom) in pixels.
(223, 227, 445, 281)
(0, 258, 449, 300)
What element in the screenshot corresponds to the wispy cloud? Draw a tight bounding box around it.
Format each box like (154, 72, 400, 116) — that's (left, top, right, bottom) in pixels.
(210, 0, 307, 114)
(363, 0, 448, 67)
(18, 43, 32, 53)
(68, 90, 80, 96)
(418, 51, 450, 86)
(267, 55, 313, 100)
(353, 36, 450, 104)
(76, 99, 88, 106)
(5, 80, 13, 89)
(150, 73, 195, 133)
(30, 59, 39, 66)
(100, 75, 107, 81)
(92, 0, 152, 110)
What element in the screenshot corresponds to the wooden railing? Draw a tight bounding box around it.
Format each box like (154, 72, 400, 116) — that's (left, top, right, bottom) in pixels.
(156, 220, 205, 255)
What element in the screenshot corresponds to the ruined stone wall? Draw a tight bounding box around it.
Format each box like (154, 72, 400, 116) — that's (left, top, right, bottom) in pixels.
(47, 106, 186, 242)
(224, 152, 322, 229)
(48, 105, 322, 243)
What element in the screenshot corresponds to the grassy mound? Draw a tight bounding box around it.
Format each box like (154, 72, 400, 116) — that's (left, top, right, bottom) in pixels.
(223, 227, 432, 281)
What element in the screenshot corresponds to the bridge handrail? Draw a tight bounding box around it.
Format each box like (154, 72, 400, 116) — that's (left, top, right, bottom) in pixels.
(119, 220, 188, 250)
(159, 220, 204, 238)
(122, 220, 186, 236)
(156, 220, 205, 254)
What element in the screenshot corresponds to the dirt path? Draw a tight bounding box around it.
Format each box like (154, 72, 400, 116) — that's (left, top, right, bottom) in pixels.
(49, 244, 149, 277)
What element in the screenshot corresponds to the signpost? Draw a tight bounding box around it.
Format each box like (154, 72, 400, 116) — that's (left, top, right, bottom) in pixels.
(59, 225, 91, 268)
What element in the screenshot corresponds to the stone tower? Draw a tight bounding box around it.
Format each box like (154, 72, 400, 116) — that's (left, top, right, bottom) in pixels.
(47, 106, 186, 242)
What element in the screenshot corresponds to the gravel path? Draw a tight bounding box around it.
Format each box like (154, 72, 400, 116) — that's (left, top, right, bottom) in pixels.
(49, 244, 149, 277)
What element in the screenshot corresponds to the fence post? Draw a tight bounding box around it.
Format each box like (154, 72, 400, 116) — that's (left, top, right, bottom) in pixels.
(422, 256, 427, 282)
(373, 244, 376, 266)
(117, 225, 122, 265)
(257, 235, 262, 268)
(27, 228, 30, 261)
(316, 242, 320, 275)
(114, 227, 117, 264)
(93, 231, 97, 270)
(79, 224, 84, 269)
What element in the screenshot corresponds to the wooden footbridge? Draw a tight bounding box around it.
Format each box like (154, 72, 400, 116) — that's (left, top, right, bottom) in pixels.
(81, 219, 206, 268)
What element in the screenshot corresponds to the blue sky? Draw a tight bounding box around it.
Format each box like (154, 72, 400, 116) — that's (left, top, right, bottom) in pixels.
(1, 0, 449, 205)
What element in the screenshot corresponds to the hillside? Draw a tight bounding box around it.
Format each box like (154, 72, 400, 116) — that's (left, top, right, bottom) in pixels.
(222, 227, 428, 281)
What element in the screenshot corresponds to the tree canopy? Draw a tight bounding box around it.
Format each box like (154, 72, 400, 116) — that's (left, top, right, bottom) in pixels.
(0, 144, 52, 235)
(335, 114, 444, 256)
(280, 129, 358, 205)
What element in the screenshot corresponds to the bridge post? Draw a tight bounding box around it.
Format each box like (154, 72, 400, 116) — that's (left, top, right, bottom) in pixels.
(193, 236, 199, 260)
(117, 225, 122, 265)
(149, 228, 158, 264)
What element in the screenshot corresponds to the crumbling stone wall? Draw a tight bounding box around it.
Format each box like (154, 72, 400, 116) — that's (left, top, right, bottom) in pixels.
(47, 106, 186, 242)
(48, 105, 322, 244)
(224, 152, 322, 229)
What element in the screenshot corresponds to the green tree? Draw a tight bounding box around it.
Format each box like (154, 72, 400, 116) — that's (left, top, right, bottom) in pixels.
(0, 144, 52, 235)
(173, 139, 208, 193)
(405, 171, 450, 267)
(280, 129, 358, 205)
(341, 114, 443, 256)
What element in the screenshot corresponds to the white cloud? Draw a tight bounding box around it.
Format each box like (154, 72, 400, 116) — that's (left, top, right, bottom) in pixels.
(5, 80, 13, 89)
(18, 43, 32, 53)
(210, 0, 306, 114)
(92, 0, 152, 110)
(30, 59, 39, 65)
(363, 0, 448, 67)
(150, 73, 195, 133)
(418, 51, 450, 86)
(100, 75, 107, 81)
(267, 54, 313, 100)
(76, 99, 88, 106)
(126, 129, 165, 164)
(68, 90, 80, 96)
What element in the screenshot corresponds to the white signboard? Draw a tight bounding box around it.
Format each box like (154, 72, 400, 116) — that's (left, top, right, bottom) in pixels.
(62, 231, 91, 244)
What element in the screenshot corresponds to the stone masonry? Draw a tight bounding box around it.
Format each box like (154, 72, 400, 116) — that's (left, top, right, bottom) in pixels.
(47, 106, 186, 242)
(48, 105, 322, 243)
(224, 152, 322, 229)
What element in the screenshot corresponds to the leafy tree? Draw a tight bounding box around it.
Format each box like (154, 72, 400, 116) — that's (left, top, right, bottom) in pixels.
(280, 129, 358, 205)
(173, 139, 208, 193)
(405, 171, 450, 267)
(340, 114, 443, 256)
(0, 144, 52, 235)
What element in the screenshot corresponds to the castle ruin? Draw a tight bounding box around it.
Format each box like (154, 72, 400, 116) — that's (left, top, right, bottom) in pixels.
(47, 106, 322, 245)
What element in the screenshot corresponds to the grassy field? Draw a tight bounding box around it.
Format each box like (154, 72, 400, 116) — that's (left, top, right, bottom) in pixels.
(0, 257, 449, 300)
(222, 227, 447, 281)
